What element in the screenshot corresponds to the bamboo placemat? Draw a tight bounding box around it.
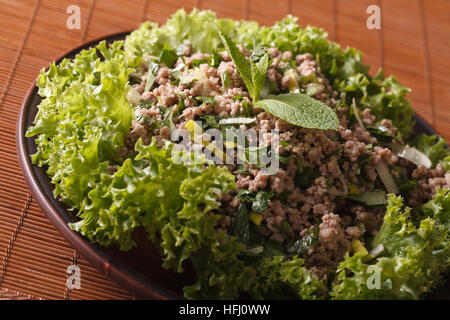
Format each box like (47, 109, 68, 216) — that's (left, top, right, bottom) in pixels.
(0, 0, 449, 300)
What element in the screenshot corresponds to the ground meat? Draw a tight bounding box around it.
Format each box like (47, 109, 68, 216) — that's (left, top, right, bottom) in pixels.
(351, 205, 384, 236)
(343, 140, 367, 162)
(319, 213, 349, 251)
(123, 42, 449, 281)
(218, 61, 243, 88)
(345, 226, 361, 239)
(362, 108, 376, 125)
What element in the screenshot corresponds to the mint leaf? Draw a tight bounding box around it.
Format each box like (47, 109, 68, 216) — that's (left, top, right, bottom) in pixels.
(250, 50, 269, 101)
(217, 26, 254, 97)
(255, 93, 339, 130)
(305, 84, 321, 96)
(250, 44, 267, 64)
(287, 227, 319, 256)
(251, 191, 273, 213)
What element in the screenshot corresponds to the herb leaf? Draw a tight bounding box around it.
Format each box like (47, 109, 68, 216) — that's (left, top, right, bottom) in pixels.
(250, 50, 270, 101)
(144, 73, 155, 92)
(366, 126, 394, 143)
(255, 93, 339, 130)
(160, 43, 177, 67)
(220, 71, 230, 88)
(230, 203, 250, 244)
(345, 191, 387, 206)
(195, 96, 217, 106)
(252, 191, 273, 213)
(144, 61, 159, 92)
(294, 166, 320, 189)
(217, 26, 254, 97)
(287, 227, 319, 256)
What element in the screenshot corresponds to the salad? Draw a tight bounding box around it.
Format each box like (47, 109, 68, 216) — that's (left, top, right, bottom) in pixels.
(26, 9, 449, 299)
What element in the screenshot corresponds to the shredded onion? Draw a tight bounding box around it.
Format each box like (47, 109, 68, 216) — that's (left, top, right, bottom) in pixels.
(375, 162, 399, 194)
(179, 72, 200, 84)
(327, 186, 347, 196)
(352, 98, 365, 130)
(219, 117, 256, 125)
(172, 63, 186, 72)
(327, 177, 349, 196)
(246, 246, 264, 255)
(392, 143, 431, 169)
(369, 244, 384, 257)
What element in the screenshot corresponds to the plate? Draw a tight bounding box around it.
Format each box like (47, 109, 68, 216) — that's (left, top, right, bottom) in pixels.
(16, 32, 449, 299)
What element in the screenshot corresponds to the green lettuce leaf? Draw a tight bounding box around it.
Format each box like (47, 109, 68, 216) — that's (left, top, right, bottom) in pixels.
(185, 252, 327, 300)
(331, 192, 450, 299)
(27, 41, 135, 206)
(413, 134, 449, 168)
(72, 138, 236, 261)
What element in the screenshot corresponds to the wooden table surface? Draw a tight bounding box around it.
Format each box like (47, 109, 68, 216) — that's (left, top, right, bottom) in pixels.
(0, 0, 449, 299)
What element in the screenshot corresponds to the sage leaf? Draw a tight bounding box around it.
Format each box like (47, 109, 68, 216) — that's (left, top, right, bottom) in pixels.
(255, 93, 339, 130)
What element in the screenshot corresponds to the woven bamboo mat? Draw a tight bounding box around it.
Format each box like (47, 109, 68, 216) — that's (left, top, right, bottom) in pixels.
(0, 0, 449, 300)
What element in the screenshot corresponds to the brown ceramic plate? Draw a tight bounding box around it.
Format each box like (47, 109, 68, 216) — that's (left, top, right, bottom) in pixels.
(16, 32, 449, 300)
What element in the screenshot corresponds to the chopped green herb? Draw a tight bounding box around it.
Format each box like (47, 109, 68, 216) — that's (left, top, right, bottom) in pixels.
(211, 50, 221, 68)
(276, 220, 295, 241)
(252, 191, 273, 213)
(345, 190, 387, 206)
(325, 147, 343, 159)
(220, 72, 230, 88)
(233, 164, 250, 174)
(250, 44, 267, 64)
(294, 166, 320, 189)
(160, 43, 178, 67)
(230, 203, 250, 244)
(237, 189, 256, 202)
(195, 96, 217, 106)
(366, 126, 394, 143)
(139, 99, 152, 109)
(191, 58, 209, 67)
(278, 154, 295, 165)
(287, 227, 319, 256)
(241, 100, 253, 117)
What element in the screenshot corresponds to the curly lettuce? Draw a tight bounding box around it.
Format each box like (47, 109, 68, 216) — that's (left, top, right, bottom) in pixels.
(27, 41, 135, 206)
(331, 192, 449, 299)
(125, 9, 414, 138)
(413, 134, 450, 168)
